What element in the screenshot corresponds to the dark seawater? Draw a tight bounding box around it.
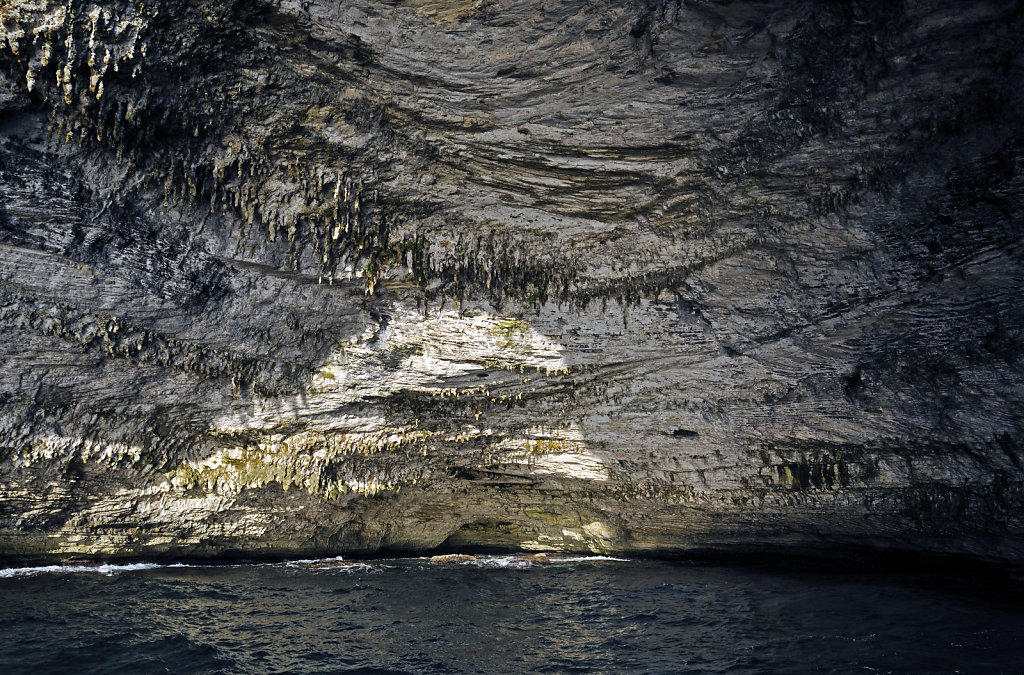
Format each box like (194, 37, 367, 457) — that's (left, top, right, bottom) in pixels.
(1, 555, 1022, 674)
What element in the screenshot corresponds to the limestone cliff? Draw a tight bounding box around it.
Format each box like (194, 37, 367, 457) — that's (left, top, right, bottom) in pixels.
(1, 0, 1022, 563)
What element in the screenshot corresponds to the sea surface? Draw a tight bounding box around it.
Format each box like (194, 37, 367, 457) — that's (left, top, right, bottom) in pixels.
(0, 554, 1022, 674)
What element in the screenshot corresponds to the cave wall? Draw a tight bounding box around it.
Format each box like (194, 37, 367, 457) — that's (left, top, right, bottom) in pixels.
(1, 0, 1023, 562)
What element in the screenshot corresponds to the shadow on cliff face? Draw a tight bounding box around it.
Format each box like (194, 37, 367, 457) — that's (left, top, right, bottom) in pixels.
(1, 0, 1023, 561)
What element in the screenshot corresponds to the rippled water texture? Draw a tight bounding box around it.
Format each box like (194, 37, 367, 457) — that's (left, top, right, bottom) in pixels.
(1, 556, 1022, 674)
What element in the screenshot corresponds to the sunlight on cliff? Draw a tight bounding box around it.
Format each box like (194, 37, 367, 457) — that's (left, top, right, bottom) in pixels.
(174, 299, 611, 500)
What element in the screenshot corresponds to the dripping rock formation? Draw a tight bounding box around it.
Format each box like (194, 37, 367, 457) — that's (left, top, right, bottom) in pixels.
(1, 0, 1023, 563)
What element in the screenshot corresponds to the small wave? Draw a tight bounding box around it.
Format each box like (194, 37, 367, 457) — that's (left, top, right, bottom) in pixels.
(0, 554, 630, 578)
(547, 555, 631, 563)
(0, 562, 183, 578)
(286, 557, 390, 573)
(460, 556, 536, 569)
(419, 554, 632, 569)
(284, 556, 348, 567)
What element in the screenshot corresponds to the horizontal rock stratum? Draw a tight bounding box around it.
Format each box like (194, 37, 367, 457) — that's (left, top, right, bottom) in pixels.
(1, 0, 1022, 563)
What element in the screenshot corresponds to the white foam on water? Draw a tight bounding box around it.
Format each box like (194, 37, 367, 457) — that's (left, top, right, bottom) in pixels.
(325, 562, 381, 573)
(464, 556, 534, 569)
(546, 555, 632, 563)
(419, 554, 633, 569)
(0, 554, 630, 578)
(0, 562, 181, 578)
(284, 556, 347, 567)
(285, 557, 389, 573)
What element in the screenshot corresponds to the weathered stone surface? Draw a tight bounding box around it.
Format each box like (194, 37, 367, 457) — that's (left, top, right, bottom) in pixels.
(0, 0, 1022, 563)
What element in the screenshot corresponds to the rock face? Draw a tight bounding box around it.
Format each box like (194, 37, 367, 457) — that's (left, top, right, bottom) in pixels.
(1, 0, 1022, 563)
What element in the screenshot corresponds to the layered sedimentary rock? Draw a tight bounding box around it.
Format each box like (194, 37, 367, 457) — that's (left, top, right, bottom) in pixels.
(0, 0, 1022, 562)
